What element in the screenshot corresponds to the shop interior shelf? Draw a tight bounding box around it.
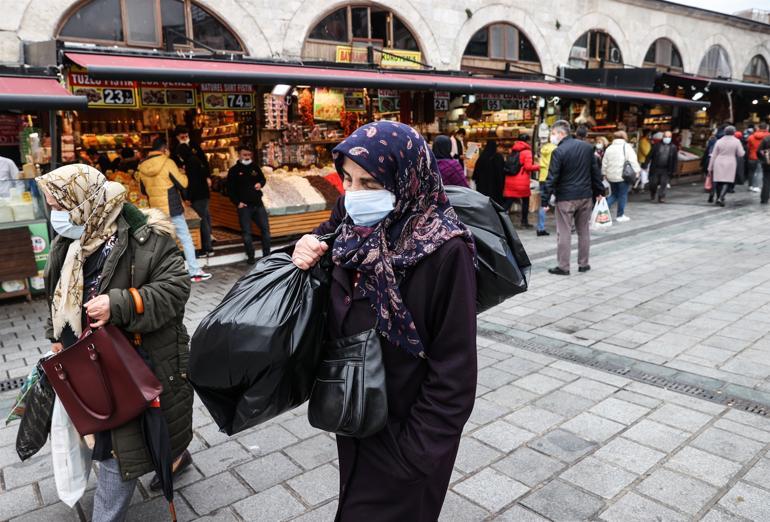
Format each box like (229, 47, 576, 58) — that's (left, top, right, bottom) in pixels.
(201, 133, 241, 140)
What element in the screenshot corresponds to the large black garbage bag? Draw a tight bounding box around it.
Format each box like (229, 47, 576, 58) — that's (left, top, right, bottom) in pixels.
(189, 242, 333, 436)
(16, 370, 55, 461)
(445, 186, 531, 312)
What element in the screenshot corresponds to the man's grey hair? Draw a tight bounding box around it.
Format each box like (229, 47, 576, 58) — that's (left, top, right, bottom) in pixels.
(724, 125, 736, 136)
(552, 120, 571, 136)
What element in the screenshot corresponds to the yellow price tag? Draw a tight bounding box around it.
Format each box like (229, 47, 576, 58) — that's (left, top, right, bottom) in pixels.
(21, 192, 32, 203)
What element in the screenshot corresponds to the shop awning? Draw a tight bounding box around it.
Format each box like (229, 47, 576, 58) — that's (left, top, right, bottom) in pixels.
(66, 52, 708, 108)
(662, 72, 770, 95)
(0, 75, 88, 110)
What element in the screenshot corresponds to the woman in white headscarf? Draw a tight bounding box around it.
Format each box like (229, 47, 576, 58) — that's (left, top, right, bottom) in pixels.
(37, 164, 194, 521)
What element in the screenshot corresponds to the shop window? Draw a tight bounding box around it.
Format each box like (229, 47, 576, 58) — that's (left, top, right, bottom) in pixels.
(60, 0, 123, 42)
(306, 6, 420, 51)
(57, 0, 243, 52)
(190, 4, 241, 51)
(643, 38, 683, 72)
(744, 55, 769, 83)
(462, 23, 540, 64)
(569, 30, 623, 69)
(698, 45, 731, 79)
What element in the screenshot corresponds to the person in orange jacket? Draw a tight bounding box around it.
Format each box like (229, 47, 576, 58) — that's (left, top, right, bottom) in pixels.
(503, 136, 540, 228)
(747, 122, 769, 192)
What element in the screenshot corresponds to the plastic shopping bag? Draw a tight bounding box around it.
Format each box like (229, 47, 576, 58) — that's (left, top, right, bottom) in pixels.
(590, 198, 613, 231)
(51, 397, 91, 507)
(190, 234, 335, 436)
(639, 168, 649, 188)
(16, 370, 55, 461)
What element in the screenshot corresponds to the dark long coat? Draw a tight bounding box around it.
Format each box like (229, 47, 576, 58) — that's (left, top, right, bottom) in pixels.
(316, 200, 478, 521)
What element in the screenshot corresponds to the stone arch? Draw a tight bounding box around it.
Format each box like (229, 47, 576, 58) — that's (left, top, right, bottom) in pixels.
(634, 25, 690, 72)
(17, 0, 270, 58)
(564, 12, 629, 69)
(696, 35, 737, 78)
(450, 4, 552, 74)
(283, 1, 442, 67)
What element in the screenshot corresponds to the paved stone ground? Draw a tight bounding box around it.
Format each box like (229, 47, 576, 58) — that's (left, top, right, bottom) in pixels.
(1, 184, 770, 521)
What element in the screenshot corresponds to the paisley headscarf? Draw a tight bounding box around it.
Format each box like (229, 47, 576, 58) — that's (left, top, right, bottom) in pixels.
(332, 121, 475, 357)
(37, 165, 126, 337)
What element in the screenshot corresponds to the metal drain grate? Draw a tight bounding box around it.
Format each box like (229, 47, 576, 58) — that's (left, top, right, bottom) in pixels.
(479, 325, 770, 417)
(0, 376, 27, 392)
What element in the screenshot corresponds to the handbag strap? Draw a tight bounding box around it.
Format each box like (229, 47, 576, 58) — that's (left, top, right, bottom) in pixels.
(53, 345, 114, 420)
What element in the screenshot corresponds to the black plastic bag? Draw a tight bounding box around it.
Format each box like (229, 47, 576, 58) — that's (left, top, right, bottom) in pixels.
(16, 371, 55, 461)
(445, 185, 531, 313)
(189, 238, 334, 436)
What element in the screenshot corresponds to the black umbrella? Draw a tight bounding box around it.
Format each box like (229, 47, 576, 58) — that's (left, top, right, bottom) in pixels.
(141, 397, 177, 522)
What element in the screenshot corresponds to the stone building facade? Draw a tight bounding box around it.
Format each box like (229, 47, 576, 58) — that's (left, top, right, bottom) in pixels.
(1, 0, 769, 81)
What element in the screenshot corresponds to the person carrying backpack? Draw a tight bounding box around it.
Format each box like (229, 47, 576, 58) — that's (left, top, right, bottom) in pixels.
(503, 136, 539, 228)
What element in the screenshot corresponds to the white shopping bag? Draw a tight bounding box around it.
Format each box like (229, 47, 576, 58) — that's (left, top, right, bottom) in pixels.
(51, 397, 91, 507)
(590, 197, 613, 231)
(639, 167, 649, 188)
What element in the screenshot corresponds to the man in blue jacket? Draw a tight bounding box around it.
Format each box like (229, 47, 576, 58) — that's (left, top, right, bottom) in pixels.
(542, 120, 605, 276)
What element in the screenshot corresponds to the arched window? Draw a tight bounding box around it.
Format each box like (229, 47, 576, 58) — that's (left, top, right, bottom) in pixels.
(461, 23, 541, 74)
(304, 5, 421, 65)
(643, 38, 683, 72)
(58, 0, 243, 52)
(569, 30, 623, 69)
(744, 55, 769, 83)
(698, 45, 731, 79)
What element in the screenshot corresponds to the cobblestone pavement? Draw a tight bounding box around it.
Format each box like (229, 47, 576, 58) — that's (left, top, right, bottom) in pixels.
(1, 185, 770, 521)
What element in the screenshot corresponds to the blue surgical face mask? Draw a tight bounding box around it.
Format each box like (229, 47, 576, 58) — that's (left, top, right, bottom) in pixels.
(663, 137, 672, 144)
(344, 188, 396, 227)
(50, 210, 85, 239)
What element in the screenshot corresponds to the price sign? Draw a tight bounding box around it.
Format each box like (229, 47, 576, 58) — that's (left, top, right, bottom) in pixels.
(434, 98, 449, 111)
(486, 99, 502, 111)
(0, 115, 19, 146)
(102, 88, 135, 106)
(200, 83, 254, 111)
(68, 67, 138, 108)
(140, 82, 196, 108)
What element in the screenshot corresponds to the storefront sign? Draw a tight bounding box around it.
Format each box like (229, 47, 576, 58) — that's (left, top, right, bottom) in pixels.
(200, 83, 254, 111)
(380, 49, 422, 69)
(0, 115, 20, 146)
(336, 46, 369, 64)
(313, 88, 345, 121)
(140, 82, 196, 108)
(377, 89, 400, 113)
(68, 68, 138, 108)
(344, 90, 366, 112)
(434, 91, 450, 112)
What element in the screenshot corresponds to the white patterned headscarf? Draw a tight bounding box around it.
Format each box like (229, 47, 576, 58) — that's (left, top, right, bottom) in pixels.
(37, 165, 126, 337)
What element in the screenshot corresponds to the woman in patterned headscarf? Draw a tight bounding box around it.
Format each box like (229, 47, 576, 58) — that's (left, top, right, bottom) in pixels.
(293, 121, 478, 521)
(37, 164, 194, 522)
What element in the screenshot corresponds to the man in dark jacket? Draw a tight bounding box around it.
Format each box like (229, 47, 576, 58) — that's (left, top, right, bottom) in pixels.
(543, 120, 605, 276)
(227, 146, 271, 264)
(759, 134, 770, 204)
(646, 130, 678, 203)
(175, 141, 213, 256)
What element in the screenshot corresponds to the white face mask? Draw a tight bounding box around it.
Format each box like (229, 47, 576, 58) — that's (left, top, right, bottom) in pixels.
(596, 143, 604, 150)
(179, 138, 190, 145)
(50, 210, 85, 239)
(344, 189, 396, 227)
(663, 137, 672, 144)
(240, 158, 253, 166)
(550, 134, 561, 146)
(48, 185, 105, 240)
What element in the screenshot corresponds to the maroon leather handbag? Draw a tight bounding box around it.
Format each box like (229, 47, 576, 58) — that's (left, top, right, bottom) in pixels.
(41, 324, 163, 436)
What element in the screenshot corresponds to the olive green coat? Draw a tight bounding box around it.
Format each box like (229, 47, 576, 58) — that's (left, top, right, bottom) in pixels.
(44, 203, 193, 481)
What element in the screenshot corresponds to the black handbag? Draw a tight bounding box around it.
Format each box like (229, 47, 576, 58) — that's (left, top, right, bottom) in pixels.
(16, 369, 55, 461)
(621, 143, 638, 185)
(308, 329, 387, 439)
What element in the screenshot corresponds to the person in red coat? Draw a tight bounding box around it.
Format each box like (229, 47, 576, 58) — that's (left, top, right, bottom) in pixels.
(503, 137, 539, 228)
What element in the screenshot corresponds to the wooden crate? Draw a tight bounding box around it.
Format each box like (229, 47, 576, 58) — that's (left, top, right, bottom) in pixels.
(210, 192, 332, 238)
(677, 159, 701, 176)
